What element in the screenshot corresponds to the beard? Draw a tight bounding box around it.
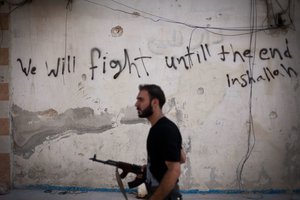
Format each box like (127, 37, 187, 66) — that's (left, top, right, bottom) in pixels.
(138, 103, 153, 118)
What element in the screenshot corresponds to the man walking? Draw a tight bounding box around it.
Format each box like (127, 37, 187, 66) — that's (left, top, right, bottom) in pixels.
(135, 84, 185, 200)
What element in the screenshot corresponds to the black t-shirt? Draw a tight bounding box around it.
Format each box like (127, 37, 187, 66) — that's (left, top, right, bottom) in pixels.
(147, 117, 182, 183)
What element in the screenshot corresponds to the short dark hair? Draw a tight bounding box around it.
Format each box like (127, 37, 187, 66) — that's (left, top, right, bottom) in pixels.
(139, 84, 166, 108)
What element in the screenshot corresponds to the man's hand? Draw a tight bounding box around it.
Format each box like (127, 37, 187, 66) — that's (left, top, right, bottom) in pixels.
(141, 164, 147, 172)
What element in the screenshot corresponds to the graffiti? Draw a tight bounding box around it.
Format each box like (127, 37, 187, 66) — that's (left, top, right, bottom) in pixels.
(218, 45, 252, 62)
(17, 56, 76, 78)
(259, 39, 292, 60)
(46, 56, 76, 77)
(165, 44, 211, 70)
(15, 39, 297, 89)
(222, 38, 296, 88)
(17, 58, 37, 76)
(90, 48, 152, 79)
(218, 39, 292, 62)
(226, 64, 298, 88)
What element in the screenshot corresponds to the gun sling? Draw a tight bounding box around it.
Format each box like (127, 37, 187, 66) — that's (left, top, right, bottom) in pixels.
(116, 167, 128, 200)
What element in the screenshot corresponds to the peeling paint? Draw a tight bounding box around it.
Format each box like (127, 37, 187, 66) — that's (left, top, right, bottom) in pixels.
(205, 167, 222, 189)
(13, 124, 148, 188)
(164, 98, 185, 125)
(257, 167, 272, 186)
(283, 131, 300, 189)
(12, 105, 116, 158)
(181, 136, 192, 188)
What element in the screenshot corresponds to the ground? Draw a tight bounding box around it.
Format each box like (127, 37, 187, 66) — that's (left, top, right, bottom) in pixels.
(0, 189, 299, 200)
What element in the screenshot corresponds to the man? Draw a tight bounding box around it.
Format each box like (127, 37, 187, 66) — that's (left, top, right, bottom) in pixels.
(135, 84, 185, 200)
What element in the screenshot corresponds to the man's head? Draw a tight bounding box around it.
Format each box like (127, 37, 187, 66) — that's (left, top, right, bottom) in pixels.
(135, 84, 166, 118)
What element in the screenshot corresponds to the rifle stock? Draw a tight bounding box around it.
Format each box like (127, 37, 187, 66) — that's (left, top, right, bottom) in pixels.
(89, 154, 146, 188)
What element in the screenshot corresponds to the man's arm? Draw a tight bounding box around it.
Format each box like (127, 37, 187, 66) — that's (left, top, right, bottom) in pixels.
(148, 161, 181, 200)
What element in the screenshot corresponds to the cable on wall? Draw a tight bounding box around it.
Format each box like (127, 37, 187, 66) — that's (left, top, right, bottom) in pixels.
(5, 0, 30, 15)
(263, 0, 295, 33)
(62, 0, 72, 85)
(236, 0, 258, 195)
(83, 0, 293, 37)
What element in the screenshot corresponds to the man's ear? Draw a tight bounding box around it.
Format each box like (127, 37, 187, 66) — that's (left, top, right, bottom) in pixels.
(151, 98, 159, 108)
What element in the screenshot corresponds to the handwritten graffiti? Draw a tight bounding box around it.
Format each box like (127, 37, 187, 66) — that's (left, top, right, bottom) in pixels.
(46, 56, 76, 77)
(165, 44, 211, 70)
(218, 39, 292, 62)
(17, 58, 37, 76)
(15, 38, 297, 89)
(17, 56, 76, 77)
(220, 38, 296, 88)
(226, 64, 298, 88)
(90, 48, 152, 79)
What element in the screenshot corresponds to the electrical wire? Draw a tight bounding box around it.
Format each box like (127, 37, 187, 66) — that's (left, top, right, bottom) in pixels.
(62, 0, 72, 85)
(286, 0, 295, 30)
(5, 0, 30, 15)
(236, 0, 256, 191)
(182, 1, 261, 195)
(263, 0, 295, 33)
(82, 0, 290, 37)
(66, 0, 73, 10)
(275, 0, 289, 14)
(109, 0, 279, 33)
(4, 0, 28, 6)
(236, 1, 261, 199)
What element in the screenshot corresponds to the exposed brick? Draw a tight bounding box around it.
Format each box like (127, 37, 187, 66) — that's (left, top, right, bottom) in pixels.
(0, 13, 9, 30)
(0, 153, 10, 186)
(0, 118, 9, 135)
(0, 83, 8, 100)
(0, 12, 10, 193)
(0, 48, 9, 65)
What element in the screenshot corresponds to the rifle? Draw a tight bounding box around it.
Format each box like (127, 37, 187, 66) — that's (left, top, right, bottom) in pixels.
(89, 154, 146, 189)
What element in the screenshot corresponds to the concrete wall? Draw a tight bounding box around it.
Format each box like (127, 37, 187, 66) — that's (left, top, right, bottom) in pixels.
(8, 0, 300, 192)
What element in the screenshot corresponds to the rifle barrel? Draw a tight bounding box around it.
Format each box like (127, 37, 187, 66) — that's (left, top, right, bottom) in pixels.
(90, 157, 118, 166)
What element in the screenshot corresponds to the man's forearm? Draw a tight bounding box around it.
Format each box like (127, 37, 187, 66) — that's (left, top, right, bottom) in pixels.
(149, 162, 180, 200)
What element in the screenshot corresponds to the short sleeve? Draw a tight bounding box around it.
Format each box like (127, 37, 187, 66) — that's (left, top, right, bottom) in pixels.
(161, 124, 182, 162)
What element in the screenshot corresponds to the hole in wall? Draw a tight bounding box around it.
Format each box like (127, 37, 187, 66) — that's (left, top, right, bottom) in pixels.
(269, 111, 278, 119)
(197, 87, 204, 95)
(81, 74, 87, 81)
(111, 25, 123, 37)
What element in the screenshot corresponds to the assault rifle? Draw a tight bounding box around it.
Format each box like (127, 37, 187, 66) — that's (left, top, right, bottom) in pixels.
(89, 154, 146, 189)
